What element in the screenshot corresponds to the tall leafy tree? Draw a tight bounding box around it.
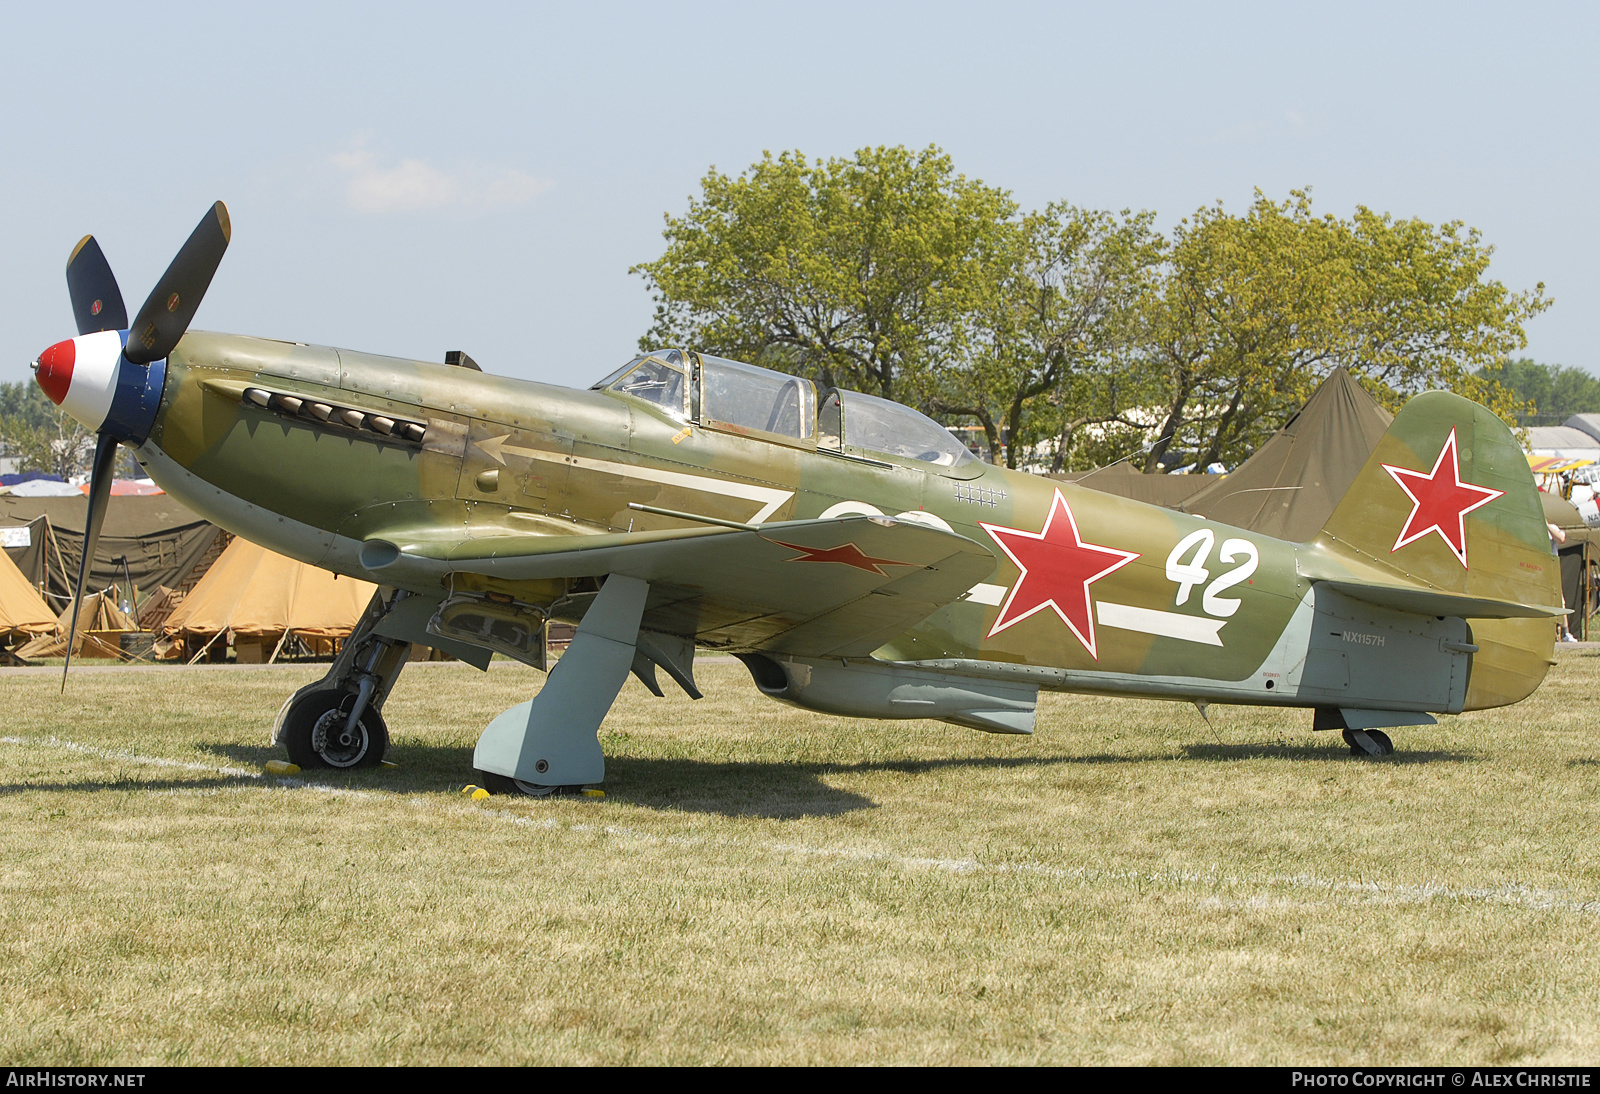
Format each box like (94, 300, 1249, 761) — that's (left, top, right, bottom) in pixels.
(632, 145, 1015, 401)
(1477, 358, 1600, 425)
(1137, 191, 1548, 472)
(925, 204, 1163, 468)
(637, 159, 1550, 475)
(0, 380, 96, 480)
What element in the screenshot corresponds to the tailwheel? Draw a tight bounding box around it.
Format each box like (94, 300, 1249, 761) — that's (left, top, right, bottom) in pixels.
(282, 688, 389, 770)
(1342, 728, 1395, 757)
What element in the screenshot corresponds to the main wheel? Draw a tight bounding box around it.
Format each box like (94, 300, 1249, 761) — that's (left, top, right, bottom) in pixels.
(281, 689, 389, 770)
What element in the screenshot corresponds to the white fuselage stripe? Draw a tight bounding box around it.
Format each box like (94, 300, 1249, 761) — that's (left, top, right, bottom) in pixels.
(966, 588, 1228, 646)
(964, 582, 1008, 606)
(484, 439, 794, 525)
(1096, 602, 1226, 646)
(568, 453, 793, 524)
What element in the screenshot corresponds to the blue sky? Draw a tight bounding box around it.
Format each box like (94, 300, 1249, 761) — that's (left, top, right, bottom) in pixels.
(4, 1, 1594, 389)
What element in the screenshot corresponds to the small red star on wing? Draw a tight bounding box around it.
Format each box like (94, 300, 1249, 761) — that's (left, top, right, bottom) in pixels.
(980, 489, 1139, 658)
(773, 540, 907, 577)
(1382, 428, 1504, 568)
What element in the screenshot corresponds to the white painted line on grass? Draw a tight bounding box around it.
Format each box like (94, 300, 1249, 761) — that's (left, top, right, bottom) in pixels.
(0, 735, 262, 778)
(0, 735, 376, 800)
(471, 811, 1600, 917)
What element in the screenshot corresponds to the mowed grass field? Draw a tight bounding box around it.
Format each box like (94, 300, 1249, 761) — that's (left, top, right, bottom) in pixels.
(2, 650, 1598, 1066)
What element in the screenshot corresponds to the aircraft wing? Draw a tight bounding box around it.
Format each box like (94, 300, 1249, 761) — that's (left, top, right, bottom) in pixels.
(376, 515, 997, 657)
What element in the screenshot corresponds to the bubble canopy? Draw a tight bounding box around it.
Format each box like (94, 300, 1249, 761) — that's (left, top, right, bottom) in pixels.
(596, 350, 975, 470)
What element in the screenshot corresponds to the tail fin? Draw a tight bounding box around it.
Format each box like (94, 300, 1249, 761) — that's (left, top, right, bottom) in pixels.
(1310, 389, 1562, 708)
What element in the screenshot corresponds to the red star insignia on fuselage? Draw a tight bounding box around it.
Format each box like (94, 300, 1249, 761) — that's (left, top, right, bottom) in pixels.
(773, 540, 908, 577)
(979, 488, 1139, 659)
(1382, 428, 1503, 568)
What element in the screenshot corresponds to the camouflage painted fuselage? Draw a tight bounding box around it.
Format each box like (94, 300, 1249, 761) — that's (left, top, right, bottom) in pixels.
(140, 333, 1560, 721)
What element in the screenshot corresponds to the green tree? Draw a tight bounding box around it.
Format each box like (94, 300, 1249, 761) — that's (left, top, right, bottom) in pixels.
(926, 204, 1164, 469)
(1137, 191, 1548, 472)
(0, 380, 57, 431)
(632, 145, 1015, 401)
(1477, 358, 1600, 425)
(0, 380, 95, 480)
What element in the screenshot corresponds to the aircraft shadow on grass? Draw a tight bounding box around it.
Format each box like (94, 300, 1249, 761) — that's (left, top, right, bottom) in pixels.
(196, 740, 1089, 816)
(1173, 741, 1478, 764)
(184, 736, 1480, 818)
(0, 735, 1482, 815)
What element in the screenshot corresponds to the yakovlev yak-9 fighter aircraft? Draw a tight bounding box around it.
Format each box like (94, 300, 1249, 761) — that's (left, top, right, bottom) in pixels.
(32, 203, 1565, 794)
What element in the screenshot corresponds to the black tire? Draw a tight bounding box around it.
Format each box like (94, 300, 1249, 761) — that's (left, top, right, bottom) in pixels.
(1342, 727, 1395, 757)
(475, 770, 558, 797)
(282, 689, 388, 770)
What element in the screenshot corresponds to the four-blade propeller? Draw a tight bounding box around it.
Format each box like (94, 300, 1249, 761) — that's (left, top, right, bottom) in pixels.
(38, 202, 231, 687)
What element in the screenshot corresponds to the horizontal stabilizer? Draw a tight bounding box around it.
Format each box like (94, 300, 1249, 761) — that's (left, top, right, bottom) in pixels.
(1314, 707, 1439, 732)
(1319, 580, 1566, 621)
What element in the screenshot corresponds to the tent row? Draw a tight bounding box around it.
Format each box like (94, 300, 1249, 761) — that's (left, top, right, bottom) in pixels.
(1, 490, 378, 664)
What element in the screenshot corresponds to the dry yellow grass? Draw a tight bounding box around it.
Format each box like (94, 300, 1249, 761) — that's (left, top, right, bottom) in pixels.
(1, 650, 1598, 1065)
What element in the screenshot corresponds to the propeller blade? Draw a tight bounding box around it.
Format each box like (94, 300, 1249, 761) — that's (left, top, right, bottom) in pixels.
(124, 201, 231, 365)
(65, 236, 129, 335)
(61, 432, 120, 690)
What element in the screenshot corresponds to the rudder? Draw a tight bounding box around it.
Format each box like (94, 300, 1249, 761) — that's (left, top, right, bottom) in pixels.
(1313, 390, 1561, 708)
(1318, 390, 1560, 611)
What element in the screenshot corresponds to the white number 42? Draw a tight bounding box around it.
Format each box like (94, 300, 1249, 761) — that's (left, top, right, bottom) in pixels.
(1165, 529, 1259, 618)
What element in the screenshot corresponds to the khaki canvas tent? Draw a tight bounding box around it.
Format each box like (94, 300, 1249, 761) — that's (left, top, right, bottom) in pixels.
(1179, 367, 1395, 540)
(1061, 368, 1394, 542)
(1055, 461, 1217, 507)
(0, 547, 56, 644)
(0, 494, 225, 611)
(159, 538, 377, 662)
(13, 590, 137, 660)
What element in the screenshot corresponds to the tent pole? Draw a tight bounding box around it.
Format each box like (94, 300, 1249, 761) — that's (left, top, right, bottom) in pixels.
(186, 630, 225, 666)
(267, 629, 292, 665)
(1585, 540, 1593, 641)
(44, 518, 72, 602)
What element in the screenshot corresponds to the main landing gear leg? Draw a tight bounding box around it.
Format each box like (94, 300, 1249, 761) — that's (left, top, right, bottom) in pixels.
(473, 574, 649, 796)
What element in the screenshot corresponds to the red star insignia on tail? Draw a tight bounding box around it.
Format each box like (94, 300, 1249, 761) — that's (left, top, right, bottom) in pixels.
(1382, 428, 1503, 568)
(980, 489, 1139, 658)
